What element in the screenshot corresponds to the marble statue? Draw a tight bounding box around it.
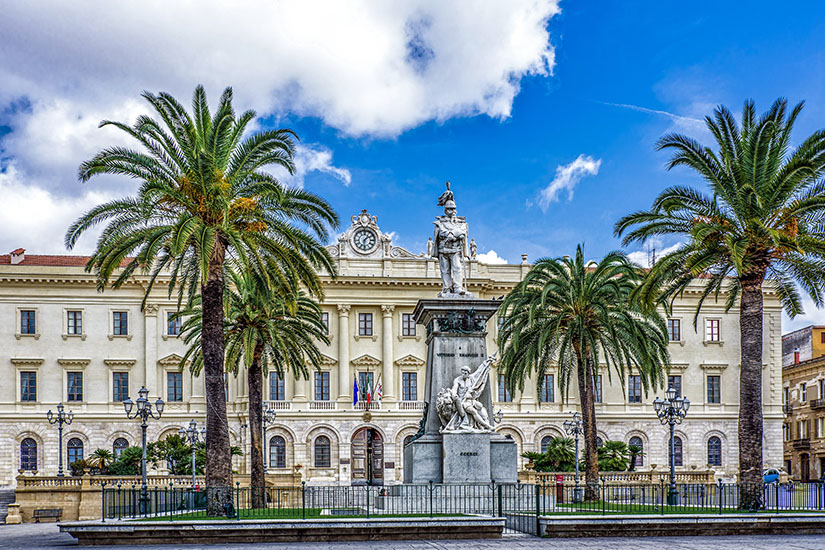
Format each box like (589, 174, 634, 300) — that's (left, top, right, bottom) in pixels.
(436, 354, 496, 433)
(469, 238, 477, 258)
(432, 182, 471, 298)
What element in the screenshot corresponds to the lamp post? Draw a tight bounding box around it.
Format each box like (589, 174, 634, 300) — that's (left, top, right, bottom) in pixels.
(653, 387, 690, 505)
(563, 411, 584, 502)
(123, 387, 164, 513)
(178, 419, 205, 489)
(46, 403, 73, 477)
(262, 407, 277, 472)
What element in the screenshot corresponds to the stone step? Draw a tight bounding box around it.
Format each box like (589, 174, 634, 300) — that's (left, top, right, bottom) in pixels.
(0, 489, 16, 525)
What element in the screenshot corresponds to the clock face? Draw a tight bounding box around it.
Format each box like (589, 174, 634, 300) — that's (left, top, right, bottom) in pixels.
(352, 228, 377, 253)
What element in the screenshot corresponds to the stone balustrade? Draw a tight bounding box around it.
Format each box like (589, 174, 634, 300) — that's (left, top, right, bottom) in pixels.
(518, 469, 717, 485)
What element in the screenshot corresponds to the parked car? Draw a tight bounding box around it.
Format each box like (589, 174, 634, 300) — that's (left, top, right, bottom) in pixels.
(763, 468, 789, 484)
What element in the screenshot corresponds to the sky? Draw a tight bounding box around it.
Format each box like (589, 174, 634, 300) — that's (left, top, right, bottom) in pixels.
(2, 1, 825, 331)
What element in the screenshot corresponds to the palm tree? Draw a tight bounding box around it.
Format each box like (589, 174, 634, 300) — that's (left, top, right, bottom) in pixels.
(522, 436, 576, 472)
(615, 99, 825, 505)
(181, 266, 329, 508)
(65, 85, 338, 515)
(88, 448, 114, 472)
(597, 441, 629, 472)
(498, 245, 670, 498)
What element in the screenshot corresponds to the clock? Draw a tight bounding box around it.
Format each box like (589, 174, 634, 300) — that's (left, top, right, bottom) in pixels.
(352, 228, 378, 253)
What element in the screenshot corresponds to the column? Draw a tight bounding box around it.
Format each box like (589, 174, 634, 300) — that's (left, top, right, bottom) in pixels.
(337, 304, 351, 402)
(381, 305, 395, 401)
(143, 304, 159, 396)
(294, 369, 308, 402)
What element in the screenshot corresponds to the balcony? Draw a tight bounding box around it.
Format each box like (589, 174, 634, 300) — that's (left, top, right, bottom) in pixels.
(793, 438, 811, 450)
(354, 401, 381, 411)
(397, 400, 425, 411)
(263, 400, 291, 411)
(783, 404, 794, 415)
(810, 399, 825, 410)
(308, 401, 336, 410)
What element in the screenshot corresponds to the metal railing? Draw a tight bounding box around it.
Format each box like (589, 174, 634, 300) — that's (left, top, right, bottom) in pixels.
(810, 398, 825, 410)
(101, 480, 825, 526)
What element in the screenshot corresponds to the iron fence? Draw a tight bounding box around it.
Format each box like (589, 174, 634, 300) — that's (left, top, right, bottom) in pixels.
(101, 479, 825, 530)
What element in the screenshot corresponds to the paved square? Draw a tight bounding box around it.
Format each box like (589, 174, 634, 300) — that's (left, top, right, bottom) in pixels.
(2, 523, 825, 550)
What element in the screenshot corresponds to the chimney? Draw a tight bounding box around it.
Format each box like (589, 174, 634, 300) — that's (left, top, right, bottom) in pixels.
(10, 248, 25, 265)
(794, 347, 800, 364)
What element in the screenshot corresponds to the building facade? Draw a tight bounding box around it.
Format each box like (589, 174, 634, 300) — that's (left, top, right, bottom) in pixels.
(782, 325, 825, 367)
(782, 354, 825, 480)
(0, 210, 784, 487)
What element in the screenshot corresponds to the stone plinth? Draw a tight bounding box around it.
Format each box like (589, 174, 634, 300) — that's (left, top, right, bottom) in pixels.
(443, 433, 490, 483)
(490, 436, 518, 484)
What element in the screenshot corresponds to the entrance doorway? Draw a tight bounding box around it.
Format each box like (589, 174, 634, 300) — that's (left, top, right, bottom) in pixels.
(351, 427, 384, 485)
(801, 453, 810, 481)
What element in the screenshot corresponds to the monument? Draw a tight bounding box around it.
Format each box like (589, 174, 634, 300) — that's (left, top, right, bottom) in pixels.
(403, 182, 518, 484)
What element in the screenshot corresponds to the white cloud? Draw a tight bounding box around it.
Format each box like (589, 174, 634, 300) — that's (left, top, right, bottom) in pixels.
(539, 154, 601, 210)
(626, 240, 681, 268)
(601, 102, 705, 134)
(477, 250, 508, 265)
(0, 1, 560, 253)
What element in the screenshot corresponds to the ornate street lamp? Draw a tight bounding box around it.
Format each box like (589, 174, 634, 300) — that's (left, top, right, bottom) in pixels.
(563, 411, 584, 502)
(653, 386, 690, 505)
(179, 419, 205, 489)
(46, 403, 73, 477)
(262, 407, 277, 472)
(124, 386, 164, 512)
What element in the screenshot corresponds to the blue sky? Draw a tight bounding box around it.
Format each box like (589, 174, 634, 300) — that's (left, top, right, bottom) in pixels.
(2, 1, 825, 329)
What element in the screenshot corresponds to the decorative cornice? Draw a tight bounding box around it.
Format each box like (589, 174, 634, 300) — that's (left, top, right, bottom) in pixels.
(394, 354, 425, 368)
(157, 354, 184, 367)
(104, 358, 137, 368)
(669, 363, 690, 371)
(351, 354, 381, 368)
(11, 358, 44, 367)
(58, 358, 91, 368)
(700, 363, 728, 371)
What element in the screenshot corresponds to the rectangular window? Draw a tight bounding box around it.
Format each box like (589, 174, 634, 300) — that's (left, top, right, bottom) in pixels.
(667, 319, 681, 342)
(821, 332, 825, 344)
(783, 423, 790, 441)
(820, 380, 825, 400)
(707, 375, 721, 404)
(541, 374, 554, 403)
(798, 420, 810, 439)
(358, 371, 374, 401)
(358, 313, 373, 336)
(784, 387, 790, 405)
(314, 372, 330, 401)
(167, 312, 181, 336)
(402, 313, 416, 337)
(816, 417, 825, 439)
(402, 372, 417, 401)
(321, 312, 329, 335)
(498, 374, 512, 402)
(113, 311, 128, 336)
(20, 372, 36, 402)
(167, 372, 183, 402)
(668, 375, 682, 397)
(270, 373, 285, 401)
(67, 372, 83, 402)
(595, 375, 603, 403)
(113, 372, 129, 402)
(20, 310, 36, 335)
(67, 310, 82, 335)
(802, 383, 808, 402)
(628, 375, 642, 403)
(705, 319, 720, 342)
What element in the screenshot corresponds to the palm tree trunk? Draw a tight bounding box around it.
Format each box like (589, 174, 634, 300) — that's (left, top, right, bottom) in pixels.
(738, 271, 766, 509)
(248, 342, 266, 509)
(202, 244, 233, 517)
(576, 350, 599, 501)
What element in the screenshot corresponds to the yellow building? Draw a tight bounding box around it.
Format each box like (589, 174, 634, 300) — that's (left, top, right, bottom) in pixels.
(0, 210, 784, 487)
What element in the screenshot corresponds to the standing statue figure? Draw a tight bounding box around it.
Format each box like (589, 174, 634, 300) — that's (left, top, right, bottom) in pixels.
(432, 181, 472, 298)
(469, 238, 478, 258)
(436, 354, 496, 433)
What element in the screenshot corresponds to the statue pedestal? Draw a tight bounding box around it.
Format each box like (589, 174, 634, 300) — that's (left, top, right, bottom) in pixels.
(403, 298, 517, 484)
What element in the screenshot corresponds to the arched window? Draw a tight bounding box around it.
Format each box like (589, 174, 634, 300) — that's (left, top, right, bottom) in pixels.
(707, 436, 722, 466)
(596, 437, 604, 448)
(20, 438, 37, 471)
(629, 436, 644, 467)
(113, 438, 128, 459)
(403, 435, 414, 448)
(673, 436, 683, 467)
(314, 435, 331, 468)
(269, 436, 286, 469)
(540, 436, 552, 454)
(67, 438, 84, 469)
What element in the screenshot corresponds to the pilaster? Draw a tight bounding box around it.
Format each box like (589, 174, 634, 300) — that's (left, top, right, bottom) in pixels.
(337, 304, 351, 402)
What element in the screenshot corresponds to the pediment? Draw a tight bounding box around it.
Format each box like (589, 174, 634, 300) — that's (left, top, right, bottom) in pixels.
(351, 354, 381, 368)
(395, 354, 425, 368)
(317, 353, 338, 366)
(157, 354, 185, 367)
